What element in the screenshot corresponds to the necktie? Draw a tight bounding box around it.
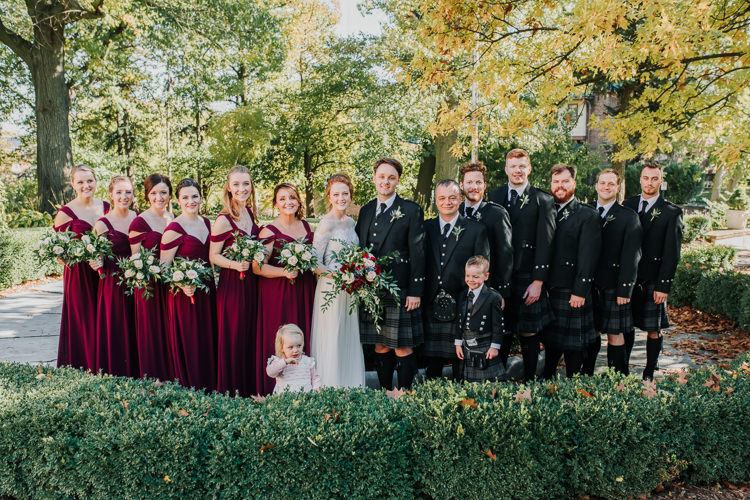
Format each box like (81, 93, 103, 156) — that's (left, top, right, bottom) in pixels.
(467, 290, 475, 316)
(598, 206, 605, 218)
(640, 200, 648, 214)
(442, 223, 451, 239)
(465, 206, 473, 218)
(555, 203, 561, 212)
(378, 202, 387, 217)
(509, 190, 518, 208)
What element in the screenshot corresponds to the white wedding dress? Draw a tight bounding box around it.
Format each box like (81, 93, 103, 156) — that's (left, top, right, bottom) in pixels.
(310, 215, 366, 389)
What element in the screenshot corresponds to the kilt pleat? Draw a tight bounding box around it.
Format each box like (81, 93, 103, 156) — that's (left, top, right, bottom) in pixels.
(460, 345, 507, 382)
(359, 295, 423, 348)
(504, 273, 554, 334)
(422, 303, 459, 358)
(543, 287, 597, 351)
(631, 281, 670, 332)
(593, 286, 634, 334)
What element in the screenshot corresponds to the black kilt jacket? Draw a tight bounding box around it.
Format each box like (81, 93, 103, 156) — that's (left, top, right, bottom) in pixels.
(355, 195, 426, 298)
(588, 201, 642, 298)
(488, 184, 556, 283)
(547, 199, 601, 297)
(459, 200, 513, 298)
(454, 285, 504, 346)
(623, 195, 684, 293)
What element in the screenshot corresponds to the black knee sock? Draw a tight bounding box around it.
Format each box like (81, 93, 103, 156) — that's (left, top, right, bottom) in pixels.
(624, 328, 635, 363)
(607, 344, 627, 374)
(425, 357, 445, 379)
(520, 334, 540, 380)
(564, 350, 585, 377)
(642, 336, 662, 381)
(582, 338, 601, 376)
(499, 333, 514, 366)
(542, 348, 563, 379)
(451, 359, 461, 381)
(375, 351, 396, 390)
(396, 353, 417, 389)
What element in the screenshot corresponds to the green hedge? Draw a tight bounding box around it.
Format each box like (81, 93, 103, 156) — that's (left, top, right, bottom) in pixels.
(0, 227, 62, 289)
(670, 244, 750, 328)
(2, 356, 750, 499)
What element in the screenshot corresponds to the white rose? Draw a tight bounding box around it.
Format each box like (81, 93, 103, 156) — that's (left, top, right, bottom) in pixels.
(281, 249, 292, 258)
(133, 260, 143, 269)
(146, 255, 154, 265)
(344, 273, 355, 284)
(86, 244, 96, 253)
(43, 237, 51, 245)
(366, 270, 377, 282)
(73, 247, 84, 257)
(135, 272, 144, 280)
(149, 265, 161, 274)
(294, 244, 304, 253)
(241, 248, 250, 257)
(81, 235, 91, 244)
(130, 253, 140, 261)
(301, 251, 311, 261)
(172, 270, 185, 282)
(185, 270, 198, 280)
(231, 244, 239, 252)
(53, 246, 64, 255)
(124, 269, 136, 278)
(288, 256, 298, 266)
(254, 252, 265, 262)
(364, 259, 376, 268)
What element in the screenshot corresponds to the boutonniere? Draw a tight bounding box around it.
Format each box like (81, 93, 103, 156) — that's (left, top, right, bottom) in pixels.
(519, 193, 530, 209)
(559, 208, 570, 222)
(473, 210, 482, 221)
(603, 214, 615, 227)
(650, 209, 661, 221)
(390, 206, 405, 223)
(452, 224, 465, 241)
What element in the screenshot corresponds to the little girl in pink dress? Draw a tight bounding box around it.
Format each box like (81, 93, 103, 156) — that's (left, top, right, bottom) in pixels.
(266, 324, 321, 394)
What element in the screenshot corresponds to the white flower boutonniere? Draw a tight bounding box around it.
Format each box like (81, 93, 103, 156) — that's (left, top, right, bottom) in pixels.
(559, 208, 570, 222)
(650, 209, 661, 222)
(473, 210, 482, 221)
(452, 224, 465, 241)
(519, 193, 530, 209)
(603, 214, 615, 227)
(390, 206, 405, 223)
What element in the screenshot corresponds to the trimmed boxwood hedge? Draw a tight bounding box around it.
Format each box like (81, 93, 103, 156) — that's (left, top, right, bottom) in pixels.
(2, 355, 749, 499)
(0, 227, 61, 289)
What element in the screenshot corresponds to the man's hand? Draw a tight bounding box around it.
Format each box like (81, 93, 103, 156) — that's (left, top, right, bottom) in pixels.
(405, 296, 421, 311)
(569, 294, 585, 308)
(653, 291, 668, 305)
(486, 347, 499, 359)
(523, 280, 543, 306)
(455, 345, 464, 360)
(501, 297, 505, 310)
(617, 296, 631, 306)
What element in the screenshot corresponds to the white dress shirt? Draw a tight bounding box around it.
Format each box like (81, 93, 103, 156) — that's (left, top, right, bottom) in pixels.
(507, 183, 528, 202)
(596, 200, 616, 218)
(638, 194, 659, 214)
(376, 193, 397, 216)
(439, 214, 459, 237)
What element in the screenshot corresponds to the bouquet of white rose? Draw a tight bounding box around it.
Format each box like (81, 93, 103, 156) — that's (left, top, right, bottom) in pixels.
(322, 241, 400, 332)
(70, 230, 114, 278)
(163, 257, 213, 304)
(117, 248, 163, 300)
(221, 231, 267, 279)
(277, 238, 317, 284)
(37, 231, 78, 266)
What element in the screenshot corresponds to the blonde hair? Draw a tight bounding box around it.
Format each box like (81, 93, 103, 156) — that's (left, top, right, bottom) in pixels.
(71, 164, 96, 183)
(275, 324, 304, 357)
(466, 255, 490, 273)
(220, 166, 258, 222)
(108, 176, 133, 194)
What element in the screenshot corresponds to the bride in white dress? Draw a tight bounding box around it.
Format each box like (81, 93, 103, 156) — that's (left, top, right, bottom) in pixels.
(310, 174, 366, 388)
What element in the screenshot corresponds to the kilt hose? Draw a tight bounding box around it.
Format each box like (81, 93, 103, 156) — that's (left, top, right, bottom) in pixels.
(593, 286, 634, 335)
(631, 281, 670, 332)
(543, 287, 597, 351)
(359, 294, 424, 348)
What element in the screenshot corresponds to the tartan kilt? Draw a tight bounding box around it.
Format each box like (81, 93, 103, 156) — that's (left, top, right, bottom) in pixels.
(593, 286, 634, 334)
(359, 294, 424, 348)
(460, 345, 507, 382)
(422, 303, 459, 358)
(631, 281, 670, 332)
(543, 287, 597, 351)
(505, 273, 554, 334)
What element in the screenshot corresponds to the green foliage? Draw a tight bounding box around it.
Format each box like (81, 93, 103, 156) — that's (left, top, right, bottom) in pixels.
(625, 162, 704, 204)
(681, 215, 711, 243)
(726, 188, 750, 210)
(0, 228, 62, 289)
(1, 357, 750, 499)
(705, 200, 729, 229)
(5, 208, 53, 228)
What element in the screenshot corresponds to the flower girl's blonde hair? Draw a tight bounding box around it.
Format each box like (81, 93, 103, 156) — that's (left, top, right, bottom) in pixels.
(275, 324, 304, 358)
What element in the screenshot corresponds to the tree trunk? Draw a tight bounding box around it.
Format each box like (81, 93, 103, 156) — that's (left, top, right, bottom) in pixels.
(434, 130, 459, 183)
(611, 86, 635, 201)
(413, 141, 436, 210)
(303, 149, 314, 216)
(123, 110, 134, 176)
(29, 23, 71, 213)
(711, 165, 727, 201)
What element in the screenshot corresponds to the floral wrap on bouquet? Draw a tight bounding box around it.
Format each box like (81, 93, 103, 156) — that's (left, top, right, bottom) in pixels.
(277, 238, 317, 284)
(69, 230, 114, 278)
(321, 241, 400, 332)
(221, 230, 267, 279)
(163, 257, 213, 304)
(117, 248, 163, 300)
(37, 230, 79, 266)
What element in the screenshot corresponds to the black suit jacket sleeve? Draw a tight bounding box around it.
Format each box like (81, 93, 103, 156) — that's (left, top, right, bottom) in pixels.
(573, 211, 602, 297)
(475, 225, 490, 262)
(407, 204, 426, 297)
(617, 214, 642, 298)
(532, 192, 557, 282)
(491, 294, 504, 345)
(492, 206, 513, 297)
(656, 208, 684, 294)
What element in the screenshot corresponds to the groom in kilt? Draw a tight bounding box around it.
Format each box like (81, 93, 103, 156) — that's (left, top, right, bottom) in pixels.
(422, 180, 489, 379)
(355, 158, 426, 390)
(541, 163, 602, 378)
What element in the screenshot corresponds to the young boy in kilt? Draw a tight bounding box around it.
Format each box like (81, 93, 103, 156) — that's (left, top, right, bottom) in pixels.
(623, 161, 683, 381)
(455, 256, 507, 382)
(541, 164, 602, 378)
(423, 180, 490, 379)
(586, 169, 642, 375)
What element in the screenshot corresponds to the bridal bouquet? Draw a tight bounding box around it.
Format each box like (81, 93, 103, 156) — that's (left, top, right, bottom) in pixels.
(37, 231, 78, 266)
(222, 231, 267, 279)
(163, 257, 213, 304)
(117, 248, 163, 300)
(322, 241, 400, 332)
(71, 230, 114, 278)
(278, 239, 317, 284)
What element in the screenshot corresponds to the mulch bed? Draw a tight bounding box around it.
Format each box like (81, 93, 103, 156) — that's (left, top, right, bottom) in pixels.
(666, 305, 750, 365)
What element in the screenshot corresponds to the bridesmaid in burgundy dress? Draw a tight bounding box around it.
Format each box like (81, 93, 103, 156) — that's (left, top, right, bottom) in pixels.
(129, 174, 174, 381)
(53, 164, 110, 370)
(91, 176, 137, 376)
(254, 183, 316, 395)
(160, 178, 218, 392)
(209, 166, 260, 397)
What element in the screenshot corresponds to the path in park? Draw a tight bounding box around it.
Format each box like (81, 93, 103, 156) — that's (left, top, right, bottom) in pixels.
(0, 278, 705, 384)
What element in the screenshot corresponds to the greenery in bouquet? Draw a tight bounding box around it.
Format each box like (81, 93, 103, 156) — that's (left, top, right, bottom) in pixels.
(221, 230, 267, 279)
(277, 238, 317, 284)
(70, 230, 114, 278)
(163, 257, 213, 304)
(322, 241, 400, 332)
(117, 248, 163, 300)
(37, 230, 78, 266)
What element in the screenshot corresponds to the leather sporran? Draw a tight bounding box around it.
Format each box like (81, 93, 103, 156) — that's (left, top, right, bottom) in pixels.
(432, 289, 457, 322)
